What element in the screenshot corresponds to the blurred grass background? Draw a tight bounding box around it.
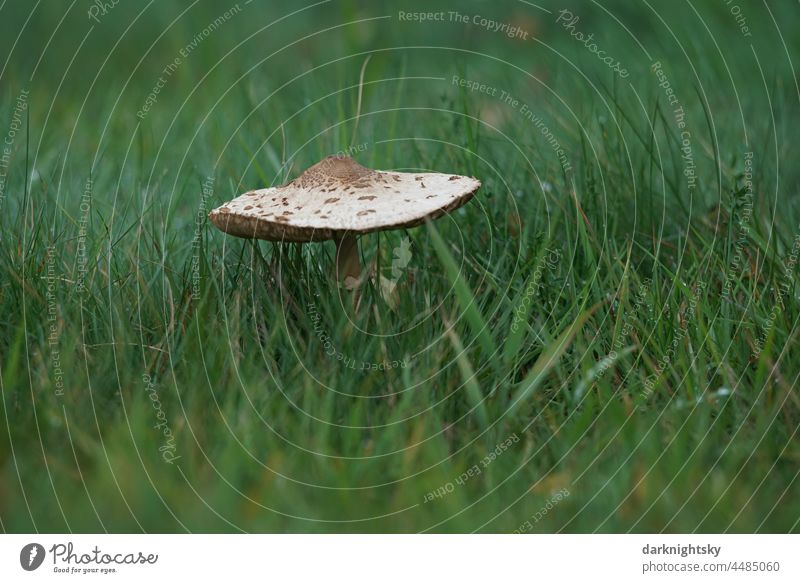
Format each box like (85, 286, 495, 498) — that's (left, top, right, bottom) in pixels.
(1, 0, 799, 532)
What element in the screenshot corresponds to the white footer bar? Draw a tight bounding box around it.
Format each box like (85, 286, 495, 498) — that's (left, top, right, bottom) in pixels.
(1, 535, 796, 582)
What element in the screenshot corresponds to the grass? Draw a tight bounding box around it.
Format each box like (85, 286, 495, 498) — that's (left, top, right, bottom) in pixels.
(1, 0, 799, 533)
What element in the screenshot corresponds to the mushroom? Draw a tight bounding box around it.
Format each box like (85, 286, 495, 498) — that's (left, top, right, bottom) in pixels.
(208, 155, 481, 290)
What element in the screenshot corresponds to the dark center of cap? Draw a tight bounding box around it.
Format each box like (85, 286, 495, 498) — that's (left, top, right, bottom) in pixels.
(295, 155, 373, 187)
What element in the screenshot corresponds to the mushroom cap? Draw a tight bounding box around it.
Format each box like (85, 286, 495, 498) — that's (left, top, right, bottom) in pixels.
(208, 155, 481, 242)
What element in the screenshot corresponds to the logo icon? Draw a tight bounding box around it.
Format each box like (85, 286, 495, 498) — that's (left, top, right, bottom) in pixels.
(20, 543, 46, 571)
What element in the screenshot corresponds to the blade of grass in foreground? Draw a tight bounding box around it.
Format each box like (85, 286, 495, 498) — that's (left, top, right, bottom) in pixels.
(427, 221, 497, 359)
(444, 321, 489, 430)
(508, 303, 600, 417)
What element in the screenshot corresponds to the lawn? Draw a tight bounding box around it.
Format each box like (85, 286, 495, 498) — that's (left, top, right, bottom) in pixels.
(1, 0, 799, 533)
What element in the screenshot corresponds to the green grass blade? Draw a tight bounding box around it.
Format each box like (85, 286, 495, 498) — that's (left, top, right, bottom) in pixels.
(427, 221, 497, 359)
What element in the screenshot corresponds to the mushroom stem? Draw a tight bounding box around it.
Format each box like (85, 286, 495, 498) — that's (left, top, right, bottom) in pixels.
(335, 234, 361, 290)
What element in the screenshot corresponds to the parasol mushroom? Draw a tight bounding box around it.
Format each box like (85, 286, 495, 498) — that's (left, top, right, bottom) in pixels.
(208, 155, 481, 289)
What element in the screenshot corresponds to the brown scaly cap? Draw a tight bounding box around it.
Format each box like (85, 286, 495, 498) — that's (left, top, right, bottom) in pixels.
(208, 155, 481, 242)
